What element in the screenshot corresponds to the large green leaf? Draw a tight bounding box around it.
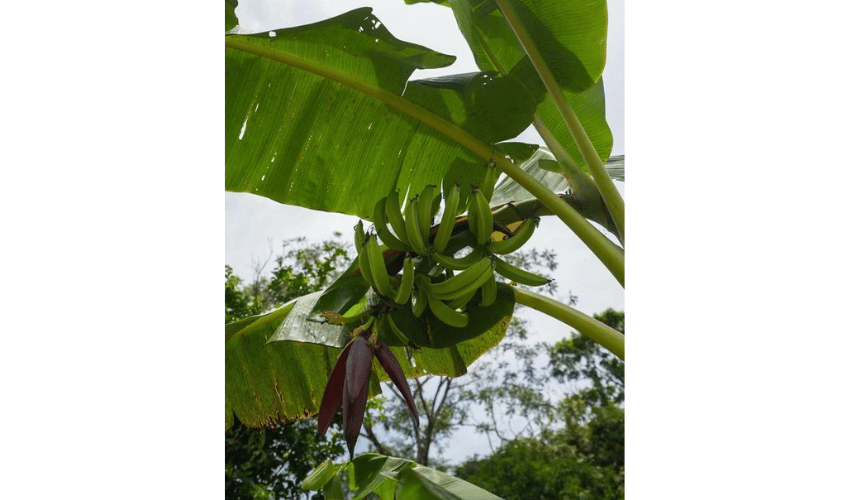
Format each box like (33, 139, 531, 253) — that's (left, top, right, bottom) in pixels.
(436, 0, 612, 171)
(304, 454, 504, 500)
(225, 8, 540, 219)
(225, 286, 512, 429)
(444, 0, 607, 92)
(535, 76, 613, 171)
(360, 455, 505, 500)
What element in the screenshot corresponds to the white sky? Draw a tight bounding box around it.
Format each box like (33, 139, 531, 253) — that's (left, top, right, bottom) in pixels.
(226, 0, 625, 464)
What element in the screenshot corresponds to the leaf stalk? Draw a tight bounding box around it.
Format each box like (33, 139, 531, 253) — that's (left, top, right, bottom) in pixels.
(512, 287, 624, 360)
(493, 0, 625, 242)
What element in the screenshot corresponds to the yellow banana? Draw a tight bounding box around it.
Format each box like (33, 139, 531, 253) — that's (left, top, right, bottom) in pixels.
(433, 183, 460, 253)
(493, 256, 551, 287)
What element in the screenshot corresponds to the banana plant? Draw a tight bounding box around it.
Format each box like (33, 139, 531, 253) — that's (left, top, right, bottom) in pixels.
(225, 0, 624, 459)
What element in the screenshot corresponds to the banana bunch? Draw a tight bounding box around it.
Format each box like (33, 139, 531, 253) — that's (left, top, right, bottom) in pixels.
(358, 182, 551, 329)
(370, 185, 442, 255)
(355, 220, 416, 305)
(428, 185, 550, 288)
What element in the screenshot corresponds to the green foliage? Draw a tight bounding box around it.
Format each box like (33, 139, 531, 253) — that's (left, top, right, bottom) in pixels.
(454, 310, 625, 500)
(226, 418, 344, 500)
(550, 309, 624, 408)
(226, 238, 350, 499)
(357, 248, 559, 467)
(303, 453, 504, 500)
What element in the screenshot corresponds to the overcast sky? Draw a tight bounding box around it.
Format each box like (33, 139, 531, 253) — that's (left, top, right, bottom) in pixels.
(226, 0, 625, 463)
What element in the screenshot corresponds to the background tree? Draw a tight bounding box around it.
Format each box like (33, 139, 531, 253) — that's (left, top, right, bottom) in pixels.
(225, 237, 350, 500)
(454, 310, 625, 500)
(225, 236, 622, 499)
(357, 248, 565, 468)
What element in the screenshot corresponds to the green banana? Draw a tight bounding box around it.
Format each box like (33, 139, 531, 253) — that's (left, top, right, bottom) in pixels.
(466, 192, 479, 242)
(385, 190, 410, 245)
(431, 192, 442, 220)
(430, 262, 494, 302)
(433, 183, 460, 253)
(427, 255, 493, 298)
(404, 195, 428, 255)
(386, 313, 411, 345)
(470, 188, 494, 245)
(493, 256, 551, 287)
(418, 185, 437, 241)
(393, 257, 415, 305)
(372, 197, 409, 251)
(357, 233, 375, 288)
(412, 274, 429, 317)
(479, 272, 497, 307)
(366, 236, 393, 297)
(486, 216, 538, 255)
(448, 287, 477, 310)
(354, 220, 366, 249)
(432, 246, 487, 271)
(424, 287, 469, 327)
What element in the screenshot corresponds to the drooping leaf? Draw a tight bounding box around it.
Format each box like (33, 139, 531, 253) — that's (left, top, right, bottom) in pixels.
(349, 454, 414, 500)
(226, 8, 539, 220)
(302, 460, 337, 491)
(313, 453, 505, 500)
(226, 285, 512, 429)
(343, 453, 503, 500)
(270, 291, 349, 347)
(397, 465, 504, 500)
(225, 304, 340, 428)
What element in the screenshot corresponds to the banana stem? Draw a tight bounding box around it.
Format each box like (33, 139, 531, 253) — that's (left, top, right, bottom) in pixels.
(494, 0, 625, 243)
(512, 287, 624, 360)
